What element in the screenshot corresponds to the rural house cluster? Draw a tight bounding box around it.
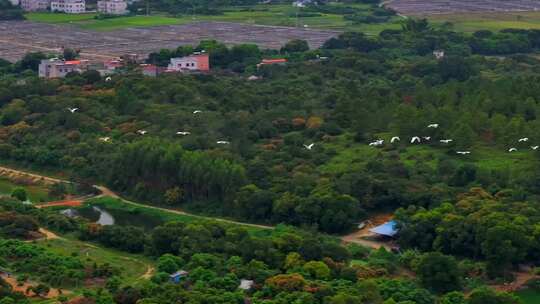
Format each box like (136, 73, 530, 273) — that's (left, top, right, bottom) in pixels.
(12, 0, 127, 14)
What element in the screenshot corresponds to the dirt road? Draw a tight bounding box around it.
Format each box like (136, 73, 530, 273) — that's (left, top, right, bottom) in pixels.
(94, 185, 274, 230)
(0, 165, 66, 186)
(0, 165, 274, 230)
(0, 273, 68, 299)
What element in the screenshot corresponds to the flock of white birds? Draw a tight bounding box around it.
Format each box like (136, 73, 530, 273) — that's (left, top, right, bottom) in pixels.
(66, 107, 231, 145)
(67, 107, 539, 153)
(366, 123, 539, 155)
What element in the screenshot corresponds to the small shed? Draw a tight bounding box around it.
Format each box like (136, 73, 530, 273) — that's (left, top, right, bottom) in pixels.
(170, 270, 188, 283)
(60, 208, 78, 218)
(369, 220, 398, 237)
(239, 279, 254, 291)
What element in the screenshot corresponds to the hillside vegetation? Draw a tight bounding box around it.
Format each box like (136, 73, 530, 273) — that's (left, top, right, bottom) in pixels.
(0, 18, 539, 304)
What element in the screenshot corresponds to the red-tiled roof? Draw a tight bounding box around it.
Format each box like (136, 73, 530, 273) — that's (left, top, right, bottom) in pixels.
(261, 58, 288, 64)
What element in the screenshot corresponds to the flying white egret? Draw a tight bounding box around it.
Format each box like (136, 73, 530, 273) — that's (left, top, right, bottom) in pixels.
(440, 139, 453, 144)
(508, 148, 517, 152)
(216, 140, 230, 144)
(531, 146, 539, 150)
(193, 110, 203, 114)
(303, 143, 315, 150)
(67, 107, 78, 113)
(137, 130, 147, 135)
(105, 77, 112, 82)
(518, 138, 529, 142)
(390, 136, 400, 143)
(176, 131, 191, 136)
(427, 124, 439, 128)
(411, 136, 421, 144)
(99, 137, 111, 142)
(369, 139, 384, 146)
(423, 136, 431, 141)
(456, 151, 471, 155)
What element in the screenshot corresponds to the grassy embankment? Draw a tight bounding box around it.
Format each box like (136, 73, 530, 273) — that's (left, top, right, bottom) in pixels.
(25, 4, 403, 33)
(85, 196, 273, 237)
(0, 178, 51, 202)
(516, 289, 540, 304)
(35, 236, 154, 285)
(26, 6, 540, 33)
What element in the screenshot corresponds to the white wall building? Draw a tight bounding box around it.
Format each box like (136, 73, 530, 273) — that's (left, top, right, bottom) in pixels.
(167, 53, 210, 72)
(51, 0, 85, 13)
(97, 0, 128, 15)
(38, 58, 87, 78)
(20, 0, 49, 11)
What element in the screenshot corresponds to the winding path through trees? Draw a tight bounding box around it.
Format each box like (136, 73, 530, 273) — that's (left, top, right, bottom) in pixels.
(0, 165, 274, 230)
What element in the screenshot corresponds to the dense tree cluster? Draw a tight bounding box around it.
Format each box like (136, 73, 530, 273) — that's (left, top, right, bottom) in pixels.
(2, 21, 540, 237)
(0, 0, 24, 21)
(396, 188, 540, 278)
(0, 19, 539, 304)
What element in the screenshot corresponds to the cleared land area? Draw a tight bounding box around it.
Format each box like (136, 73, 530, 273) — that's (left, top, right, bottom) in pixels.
(0, 20, 339, 62)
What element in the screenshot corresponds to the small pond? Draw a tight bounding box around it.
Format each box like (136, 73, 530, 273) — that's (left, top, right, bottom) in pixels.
(73, 204, 164, 230)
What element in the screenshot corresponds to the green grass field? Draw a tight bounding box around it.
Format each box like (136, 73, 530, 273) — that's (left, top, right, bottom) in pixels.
(427, 11, 540, 33)
(0, 178, 51, 203)
(25, 5, 403, 34)
(516, 289, 540, 304)
(36, 236, 153, 285)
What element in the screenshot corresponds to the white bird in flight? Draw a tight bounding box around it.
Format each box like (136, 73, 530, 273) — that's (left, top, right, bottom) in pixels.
(105, 77, 112, 82)
(508, 148, 517, 152)
(411, 136, 421, 144)
(518, 138, 529, 142)
(390, 136, 400, 143)
(304, 143, 315, 150)
(176, 131, 191, 136)
(440, 139, 453, 144)
(216, 140, 230, 144)
(427, 124, 439, 128)
(137, 130, 147, 135)
(369, 139, 384, 146)
(456, 151, 471, 155)
(193, 110, 202, 114)
(99, 137, 111, 142)
(67, 107, 78, 113)
(531, 146, 539, 150)
(423, 136, 431, 141)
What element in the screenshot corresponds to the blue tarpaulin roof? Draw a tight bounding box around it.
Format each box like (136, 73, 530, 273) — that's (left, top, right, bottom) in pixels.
(369, 220, 398, 237)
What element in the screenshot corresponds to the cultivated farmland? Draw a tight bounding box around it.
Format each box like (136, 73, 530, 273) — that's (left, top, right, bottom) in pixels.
(0, 20, 339, 62)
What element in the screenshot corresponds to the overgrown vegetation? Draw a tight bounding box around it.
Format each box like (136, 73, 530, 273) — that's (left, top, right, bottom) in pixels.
(0, 15, 539, 304)
(0, 0, 24, 21)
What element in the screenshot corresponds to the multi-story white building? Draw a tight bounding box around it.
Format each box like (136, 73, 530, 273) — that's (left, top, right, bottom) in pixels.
(167, 53, 210, 72)
(97, 0, 128, 15)
(20, 0, 49, 11)
(50, 0, 85, 13)
(38, 58, 87, 78)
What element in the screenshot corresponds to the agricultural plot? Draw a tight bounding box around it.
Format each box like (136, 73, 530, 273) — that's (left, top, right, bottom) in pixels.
(0, 20, 340, 62)
(386, 0, 540, 32)
(386, 0, 540, 16)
